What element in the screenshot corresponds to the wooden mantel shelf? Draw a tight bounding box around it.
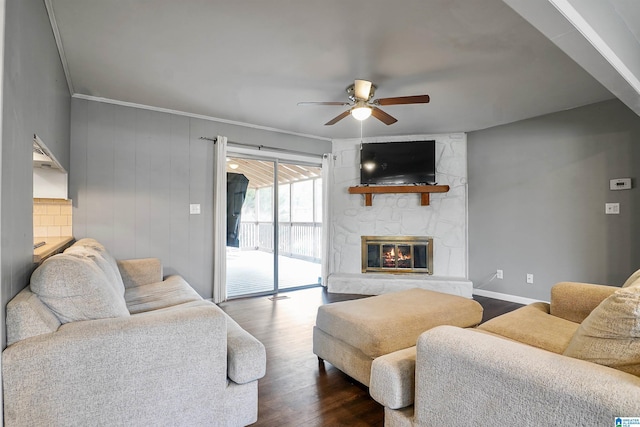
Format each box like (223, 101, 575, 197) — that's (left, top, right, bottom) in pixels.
(348, 185, 450, 206)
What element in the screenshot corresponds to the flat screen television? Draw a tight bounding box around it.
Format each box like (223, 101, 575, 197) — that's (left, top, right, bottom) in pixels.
(360, 140, 436, 185)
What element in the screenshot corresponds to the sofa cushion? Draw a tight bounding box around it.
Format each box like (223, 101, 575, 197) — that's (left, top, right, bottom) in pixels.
(477, 302, 579, 354)
(550, 282, 619, 324)
(117, 258, 163, 288)
(564, 285, 640, 376)
(124, 275, 202, 314)
(30, 254, 130, 324)
(69, 238, 125, 294)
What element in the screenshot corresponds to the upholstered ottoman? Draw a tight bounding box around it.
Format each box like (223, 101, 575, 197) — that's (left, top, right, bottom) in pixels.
(313, 288, 483, 386)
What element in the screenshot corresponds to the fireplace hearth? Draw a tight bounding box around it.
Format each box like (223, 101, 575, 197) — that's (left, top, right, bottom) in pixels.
(362, 236, 433, 274)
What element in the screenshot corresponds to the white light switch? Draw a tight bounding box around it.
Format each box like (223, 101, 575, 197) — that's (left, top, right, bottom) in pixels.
(605, 203, 620, 214)
(190, 204, 201, 215)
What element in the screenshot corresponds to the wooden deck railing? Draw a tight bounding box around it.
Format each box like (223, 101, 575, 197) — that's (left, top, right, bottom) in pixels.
(239, 222, 321, 263)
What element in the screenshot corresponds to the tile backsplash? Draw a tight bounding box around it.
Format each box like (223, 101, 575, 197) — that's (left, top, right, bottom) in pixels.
(34, 198, 72, 238)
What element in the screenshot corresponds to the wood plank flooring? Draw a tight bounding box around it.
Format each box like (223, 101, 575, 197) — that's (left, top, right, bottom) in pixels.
(219, 287, 523, 427)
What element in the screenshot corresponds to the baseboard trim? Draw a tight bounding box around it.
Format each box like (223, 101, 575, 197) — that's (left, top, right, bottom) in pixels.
(473, 289, 546, 305)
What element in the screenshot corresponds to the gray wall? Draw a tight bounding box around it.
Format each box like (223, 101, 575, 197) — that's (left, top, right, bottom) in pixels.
(70, 98, 330, 298)
(2, 0, 71, 345)
(468, 99, 640, 300)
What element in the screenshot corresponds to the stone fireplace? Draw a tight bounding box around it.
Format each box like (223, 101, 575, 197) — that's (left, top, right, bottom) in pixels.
(326, 133, 473, 298)
(362, 236, 433, 274)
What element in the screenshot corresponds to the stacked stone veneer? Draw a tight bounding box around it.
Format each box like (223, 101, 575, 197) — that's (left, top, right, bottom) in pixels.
(328, 133, 472, 297)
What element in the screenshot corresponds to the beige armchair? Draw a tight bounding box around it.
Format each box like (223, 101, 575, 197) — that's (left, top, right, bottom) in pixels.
(372, 280, 640, 426)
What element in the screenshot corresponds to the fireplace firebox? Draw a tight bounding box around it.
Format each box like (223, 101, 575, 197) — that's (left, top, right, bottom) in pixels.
(361, 236, 433, 274)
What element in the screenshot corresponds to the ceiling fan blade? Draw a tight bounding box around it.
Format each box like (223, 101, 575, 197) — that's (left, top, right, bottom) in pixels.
(297, 101, 350, 106)
(375, 94, 430, 106)
(354, 79, 372, 100)
(371, 107, 398, 125)
(325, 110, 351, 126)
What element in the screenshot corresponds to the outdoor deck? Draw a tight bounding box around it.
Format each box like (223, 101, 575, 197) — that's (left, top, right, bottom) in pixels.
(227, 248, 321, 298)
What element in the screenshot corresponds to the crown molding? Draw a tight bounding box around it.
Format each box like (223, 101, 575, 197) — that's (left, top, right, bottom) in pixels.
(45, 0, 328, 142)
(72, 94, 330, 142)
(44, 0, 74, 95)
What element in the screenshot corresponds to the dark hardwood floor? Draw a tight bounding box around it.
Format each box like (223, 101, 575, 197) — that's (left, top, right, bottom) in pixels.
(473, 294, 524, 323)
(219, 287, 523, 427)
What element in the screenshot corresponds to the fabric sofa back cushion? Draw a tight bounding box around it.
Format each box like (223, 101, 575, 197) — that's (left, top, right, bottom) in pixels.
(69, 238, 125, 294)
(64, 245, 125, 297)
(564, 282, 640, 376)
(30, 254, 130, 324)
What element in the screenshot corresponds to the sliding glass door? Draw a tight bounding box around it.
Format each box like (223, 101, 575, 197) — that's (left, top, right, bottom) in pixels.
(226, 158, 275, 296)
(276, 162, 322, 291)
(225, 155, 322, 298)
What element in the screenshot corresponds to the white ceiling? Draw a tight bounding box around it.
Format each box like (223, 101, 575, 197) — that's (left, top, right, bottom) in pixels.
(47, 0, 639, 140)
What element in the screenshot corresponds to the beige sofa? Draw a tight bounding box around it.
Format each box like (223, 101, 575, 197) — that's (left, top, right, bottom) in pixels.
(371, 278, 640, 426)
(3, 238, 266, 426)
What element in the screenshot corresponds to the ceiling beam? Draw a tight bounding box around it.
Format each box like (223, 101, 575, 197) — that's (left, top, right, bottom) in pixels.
(503, 0, 640, 116)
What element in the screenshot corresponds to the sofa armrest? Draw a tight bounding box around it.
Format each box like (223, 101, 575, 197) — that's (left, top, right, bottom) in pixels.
(412, 326, 640, 426)
(550, 281, 618, 323)
(370, 346, 416, 410)
(117, 258, 163, 288)
(225, 315, 266, 384)
(3, 305, 227, 426)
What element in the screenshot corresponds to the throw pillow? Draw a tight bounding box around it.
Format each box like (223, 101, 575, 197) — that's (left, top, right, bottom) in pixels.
(30, 254, 130, 324)
(622, 268, 640, 288)
(564, 285, 640, 376)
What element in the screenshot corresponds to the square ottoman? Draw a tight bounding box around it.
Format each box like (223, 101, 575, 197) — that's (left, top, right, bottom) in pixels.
(313, 288, 483, 386)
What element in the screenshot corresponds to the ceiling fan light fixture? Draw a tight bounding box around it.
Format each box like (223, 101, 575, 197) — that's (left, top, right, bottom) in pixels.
(351, 103, 372, 121)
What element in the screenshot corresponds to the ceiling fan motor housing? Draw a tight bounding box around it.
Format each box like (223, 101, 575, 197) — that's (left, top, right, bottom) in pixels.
(347, 83, 376, 102)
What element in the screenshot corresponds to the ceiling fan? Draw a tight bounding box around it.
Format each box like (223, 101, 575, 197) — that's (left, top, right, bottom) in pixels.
(298, 79, 430, 126)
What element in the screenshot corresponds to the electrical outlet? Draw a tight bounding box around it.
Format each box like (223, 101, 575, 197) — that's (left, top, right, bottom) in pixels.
(605, 203, 620, 214)
(526, 273, 534, 284)
(496, 269, 503, 279)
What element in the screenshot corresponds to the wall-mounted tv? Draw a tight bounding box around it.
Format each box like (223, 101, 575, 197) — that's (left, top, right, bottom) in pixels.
(360, 140, 436, 185)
